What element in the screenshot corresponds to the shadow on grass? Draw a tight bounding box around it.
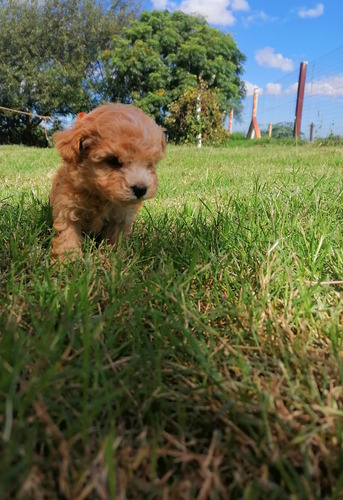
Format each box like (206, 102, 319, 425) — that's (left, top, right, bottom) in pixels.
(0, 194, 53, 270)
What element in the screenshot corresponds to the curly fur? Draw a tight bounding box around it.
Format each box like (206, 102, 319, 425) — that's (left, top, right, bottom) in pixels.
(50, 103, 166, 260)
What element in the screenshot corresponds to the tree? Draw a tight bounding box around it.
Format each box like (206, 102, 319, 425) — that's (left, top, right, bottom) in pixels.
(261, 122, 295, 139)
(0, 0, 138, 146)
(165, 78, 227, 144)
(102, 10, 246, 128)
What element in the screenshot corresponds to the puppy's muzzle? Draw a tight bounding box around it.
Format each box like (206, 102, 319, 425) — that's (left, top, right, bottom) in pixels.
(131, 185, 147, 199)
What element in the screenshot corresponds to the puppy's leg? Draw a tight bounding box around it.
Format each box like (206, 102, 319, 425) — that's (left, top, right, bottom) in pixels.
(102, 220, 133, 247)
(101, 204, 142, 248)
(51, 218, 82, 261)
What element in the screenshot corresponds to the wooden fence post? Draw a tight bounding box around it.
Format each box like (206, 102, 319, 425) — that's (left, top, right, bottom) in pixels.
(246, 88, 261, 139)
(293, 61, 308, 139)
(310, 123, 314, 142)
(268, 123, 272, 138)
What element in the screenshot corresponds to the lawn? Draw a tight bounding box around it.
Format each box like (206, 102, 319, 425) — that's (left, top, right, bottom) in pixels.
(0, 142, 343, 499)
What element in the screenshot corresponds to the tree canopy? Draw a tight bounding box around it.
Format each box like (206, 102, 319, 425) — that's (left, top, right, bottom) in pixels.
(0, 0, 138, 145)
(0, 4, 246, 145)
(103, 10, 246, 127)
(261, 122, 297, 139)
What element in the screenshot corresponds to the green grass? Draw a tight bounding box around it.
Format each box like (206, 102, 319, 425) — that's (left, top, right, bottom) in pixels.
(0, 143, 343, 499)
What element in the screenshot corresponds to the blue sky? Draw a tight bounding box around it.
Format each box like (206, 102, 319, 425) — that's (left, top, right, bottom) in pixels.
(141, 0, 343, 136)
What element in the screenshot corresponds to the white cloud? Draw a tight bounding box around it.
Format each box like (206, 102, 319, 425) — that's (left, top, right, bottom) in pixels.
(255, 47, 294, 72)
(298, 3, 324, 18)
(244, 81, 263, 97)
(265, 83, 282, 95)
(178, 0, 234, 25)
(306, 74, 343, 96)
(151, 0, 169, 8)
(171, 0, 250, 26)
(285, 82, 298, 95)
(245, 73, 343, 100)
(151, 0, 179, 9)
(231, 0, 249, 11)
(243, 10, 277, 27)
(280, 74, 343, 97)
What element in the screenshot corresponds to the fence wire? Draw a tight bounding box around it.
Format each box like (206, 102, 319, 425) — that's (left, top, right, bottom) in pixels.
(237, 45, 343, 139)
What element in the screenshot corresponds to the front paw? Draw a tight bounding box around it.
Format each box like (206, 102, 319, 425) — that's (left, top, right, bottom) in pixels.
(51, 244, 82, 263)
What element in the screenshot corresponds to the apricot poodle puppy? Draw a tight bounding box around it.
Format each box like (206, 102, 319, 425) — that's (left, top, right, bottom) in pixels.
(50, 103, 166, 260)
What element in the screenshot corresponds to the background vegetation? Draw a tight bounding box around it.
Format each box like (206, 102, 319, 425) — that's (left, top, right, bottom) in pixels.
(260, 122, 295, 139)
(102, 9, 245, 128)
(1, 143, 342, 498)
(0, 0, 245, 146)
(165, 79, 227, 144)
(0, 0, 138, 145)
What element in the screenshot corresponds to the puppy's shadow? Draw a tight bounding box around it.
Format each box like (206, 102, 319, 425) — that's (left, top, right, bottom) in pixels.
(31, 200, 54, 249)
(27, 203, 109, 254)
(0, 196, 54, 254)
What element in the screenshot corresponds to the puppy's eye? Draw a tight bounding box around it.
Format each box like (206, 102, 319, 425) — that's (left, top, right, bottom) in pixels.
(107, 156, 123, 169)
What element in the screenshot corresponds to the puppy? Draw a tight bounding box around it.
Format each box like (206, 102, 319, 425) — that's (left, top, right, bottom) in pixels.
(50, 103, 166, 260)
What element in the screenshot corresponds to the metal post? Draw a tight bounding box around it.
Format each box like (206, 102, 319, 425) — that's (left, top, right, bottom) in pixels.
(228, 106, 234, 135)
(293, 61, 308, 138)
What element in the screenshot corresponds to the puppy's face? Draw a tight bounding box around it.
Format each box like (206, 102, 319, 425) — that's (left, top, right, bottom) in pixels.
(54, 104, 166, 204)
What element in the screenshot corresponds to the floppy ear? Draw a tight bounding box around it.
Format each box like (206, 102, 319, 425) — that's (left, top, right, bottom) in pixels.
(54, 128, 83, 162)
(54, 126, 97, 163)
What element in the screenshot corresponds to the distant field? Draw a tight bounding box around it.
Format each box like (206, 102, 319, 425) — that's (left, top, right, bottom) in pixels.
(0, 143, 343, 499)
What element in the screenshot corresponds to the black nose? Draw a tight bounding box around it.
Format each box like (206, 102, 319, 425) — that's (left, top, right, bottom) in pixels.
(131, 185, 147, 199)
